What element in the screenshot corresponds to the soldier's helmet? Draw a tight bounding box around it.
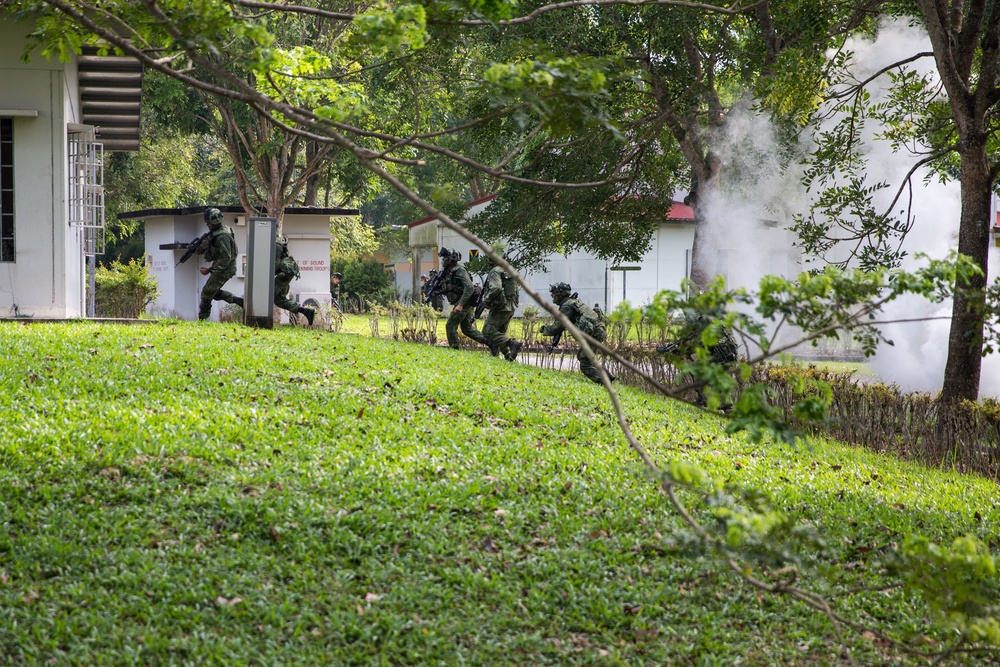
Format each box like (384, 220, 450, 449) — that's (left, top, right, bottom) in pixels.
(332, 272, 343, 280)
(549, 282, 572, 301)
(438, 247, 451, 258)
(203, 207, 224, 227)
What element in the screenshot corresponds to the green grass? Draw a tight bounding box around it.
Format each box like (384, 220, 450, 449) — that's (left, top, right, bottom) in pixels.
(0, 321, 997, 665)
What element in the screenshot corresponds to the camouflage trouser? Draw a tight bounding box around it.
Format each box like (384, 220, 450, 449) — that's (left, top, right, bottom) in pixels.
(274, 273, 300, 313)
(482, 307, 514, 356)
(199, 268, 238, 319)
(577, 323, 607, 384)
(446, 305, 488, 349)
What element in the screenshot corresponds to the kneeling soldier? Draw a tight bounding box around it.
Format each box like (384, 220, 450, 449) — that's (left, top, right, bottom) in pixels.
(540, 282, 612, 383)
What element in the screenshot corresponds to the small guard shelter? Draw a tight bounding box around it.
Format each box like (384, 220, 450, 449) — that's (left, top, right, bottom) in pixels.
(123, 205, 359, 321)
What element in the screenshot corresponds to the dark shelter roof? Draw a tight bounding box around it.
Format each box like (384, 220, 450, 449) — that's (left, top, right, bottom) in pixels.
(118, 205, 360, 220)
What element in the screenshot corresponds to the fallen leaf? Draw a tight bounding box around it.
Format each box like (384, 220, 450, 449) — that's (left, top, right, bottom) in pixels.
(365, 593, 379, 603)
(356, 604, 365, 615)
(269, 525, 282, 542)
(482, 537, 498, 552)
(494, 509, 507, 517)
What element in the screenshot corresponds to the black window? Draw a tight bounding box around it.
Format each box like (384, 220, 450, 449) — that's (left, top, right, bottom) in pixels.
(0, 118, 13, 262)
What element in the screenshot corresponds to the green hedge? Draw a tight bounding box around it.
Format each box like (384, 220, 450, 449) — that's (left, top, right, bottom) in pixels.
(94, 259, 161, 319)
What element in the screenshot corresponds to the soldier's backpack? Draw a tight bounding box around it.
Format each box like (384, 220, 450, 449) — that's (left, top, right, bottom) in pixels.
(278, 255, 300, 279)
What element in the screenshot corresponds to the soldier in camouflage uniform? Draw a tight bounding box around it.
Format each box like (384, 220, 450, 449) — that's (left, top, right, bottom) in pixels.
(197, 208, 241, 320)
(272, 235, 315, 326)
(330, 272, 343, 311)
(540, 282, 612, 384)
(481, 251, 522, 361)
(438, 247, 489, 350)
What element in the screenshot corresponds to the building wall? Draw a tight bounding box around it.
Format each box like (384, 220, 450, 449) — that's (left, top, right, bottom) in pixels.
(0, 19, 76, 318)
(62, 51, 84, 318)
(427, 222, 697, 315)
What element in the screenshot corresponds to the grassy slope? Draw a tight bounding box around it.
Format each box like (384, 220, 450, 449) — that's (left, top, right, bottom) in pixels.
(0, 322, 996, 666)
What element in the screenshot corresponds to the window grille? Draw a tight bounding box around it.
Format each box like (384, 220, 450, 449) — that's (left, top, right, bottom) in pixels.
(67, 129, 105, 256)
(0, 119, 13, 262)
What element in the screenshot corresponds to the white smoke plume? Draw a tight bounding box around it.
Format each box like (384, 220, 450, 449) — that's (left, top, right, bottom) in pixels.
(697, 17, 1000, 397)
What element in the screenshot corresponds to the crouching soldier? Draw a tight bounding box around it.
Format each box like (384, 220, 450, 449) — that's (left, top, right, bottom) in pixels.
(197, 208, 242, 320)
(540, 282, 613, 383)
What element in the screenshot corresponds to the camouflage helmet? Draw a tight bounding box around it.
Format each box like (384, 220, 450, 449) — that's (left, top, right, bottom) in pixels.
(203, 207, 223, 227)
(549, 282, 572, 299)
(276, 234, 288, 247)
(438, 247, 451, 258)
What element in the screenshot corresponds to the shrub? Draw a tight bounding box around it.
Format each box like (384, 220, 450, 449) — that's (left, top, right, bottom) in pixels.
(94, 259, 160, 318)
(330, 258, 397, 311)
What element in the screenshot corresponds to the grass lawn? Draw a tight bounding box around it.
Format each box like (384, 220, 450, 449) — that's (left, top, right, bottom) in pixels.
(0, 321, 996, 665)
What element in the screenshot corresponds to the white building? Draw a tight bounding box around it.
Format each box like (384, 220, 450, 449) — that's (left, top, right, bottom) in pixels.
(403, 195, 769, 313)
(0, 17, 143, 319)
(126, 206, 359, 321)
(400, 193, 823, 314)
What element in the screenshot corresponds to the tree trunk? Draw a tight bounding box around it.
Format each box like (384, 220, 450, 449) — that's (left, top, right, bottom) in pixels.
(304, 141, 320, 206)
(686, 153, 722, 293)
(940, 138, 991, 403)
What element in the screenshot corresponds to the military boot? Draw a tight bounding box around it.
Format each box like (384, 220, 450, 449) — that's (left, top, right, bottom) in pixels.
(506, 340, 522, 361)
(487, 341, 500, 356)
(198, 299, 212, 320)
(299, 307, 315, 326)
(233, 297, 244, 309)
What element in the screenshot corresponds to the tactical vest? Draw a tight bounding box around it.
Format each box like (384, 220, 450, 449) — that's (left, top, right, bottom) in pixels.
(206, 226, 236, 263)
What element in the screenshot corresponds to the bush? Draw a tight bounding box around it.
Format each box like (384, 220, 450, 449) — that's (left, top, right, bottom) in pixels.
(94, 259, 160, 318)
(330, 257, 397, 311)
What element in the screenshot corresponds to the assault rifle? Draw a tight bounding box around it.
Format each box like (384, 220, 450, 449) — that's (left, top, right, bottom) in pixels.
(175, 231, 211, 267)
(422, 270, 445, 305)
(474, 282, 487, 319)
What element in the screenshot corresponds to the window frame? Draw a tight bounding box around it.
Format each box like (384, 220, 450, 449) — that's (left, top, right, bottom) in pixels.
(0, 118, 13, 263)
